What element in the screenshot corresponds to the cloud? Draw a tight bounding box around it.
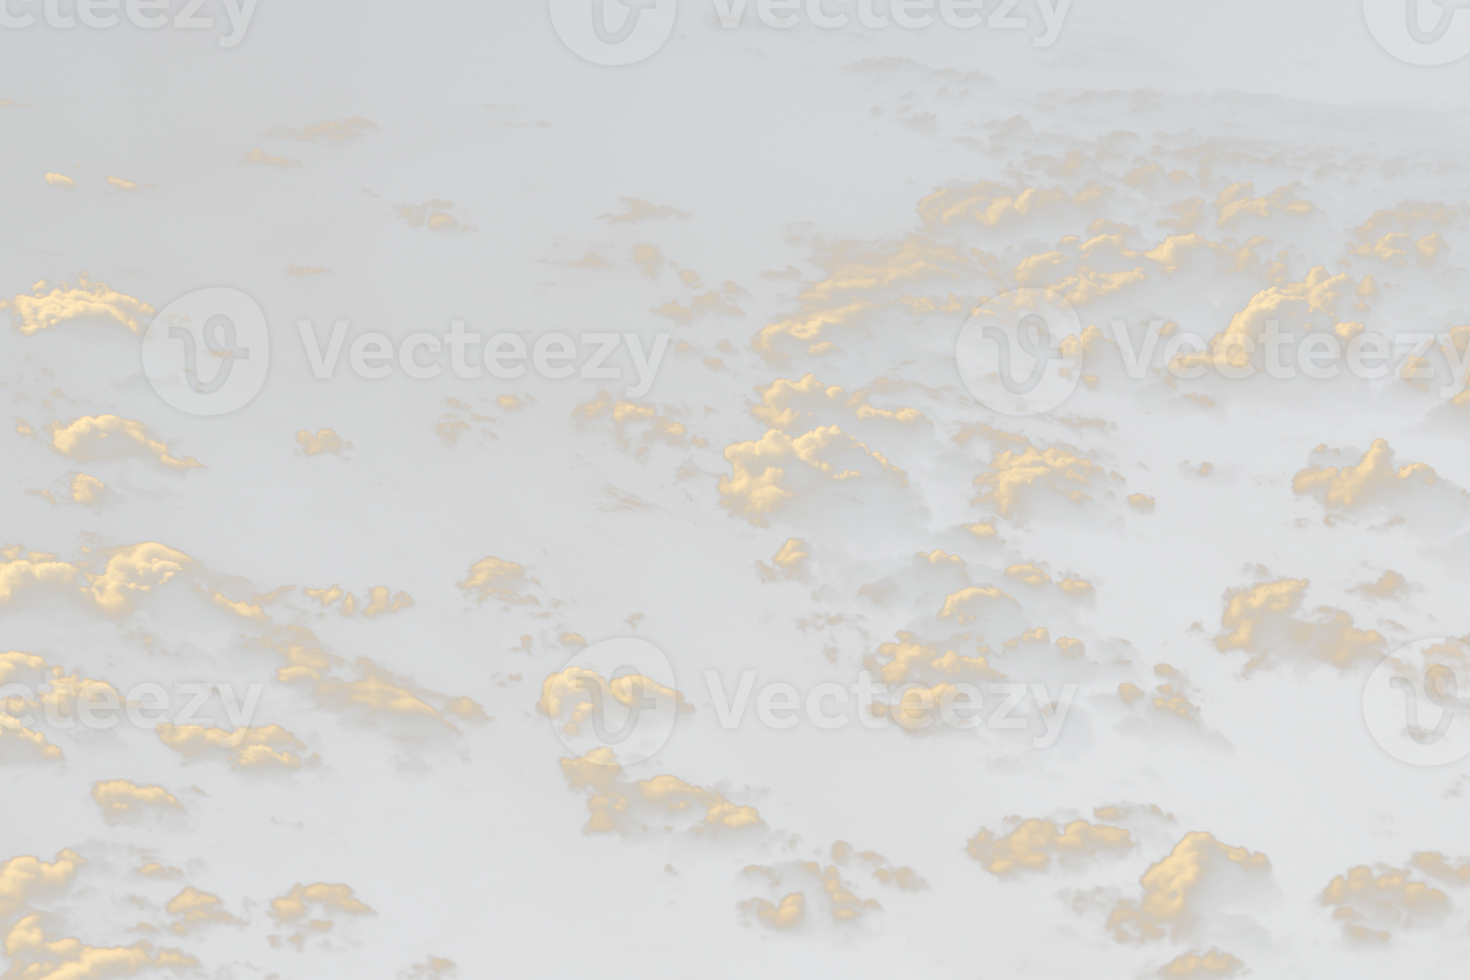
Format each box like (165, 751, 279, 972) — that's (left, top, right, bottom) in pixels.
(1293, 439, 1447, 512)
(84, 543, 194, 616)
(600, 197, 690, 223)
(1215, 578, 1385, 670)
(967, 818, 1133, 876)
(165, 887, 237, 934)
(393, 199, 479, 236)
(298, 581, 414, 620)
(156, 723, 308, 770)
(973, 444, 1105, 518)
(1319, 865, 1448, 941)
(458, 556, 540, 604)
(297, 429, 348, 456)
(2, 274, 155, 335)
(267, 881, 379, 952)
(242, 148, 302, 168)
(718, 426, 906, 524)
(1107, 832, 1271, 943)
(3, 916, 196, 977)
(48, 416, 201, 470)
(735, 863, 882, 946)
(265, 116, 378, 142)
(90, 780, 183, 821)
(538, 667, 690, 737)
(560, 748, 762, 836)
(43, 172, 73, 188)
(102, 174, 155, 195)
(1158, 949, 1245, 977)
(570, 387, 708, 467)
(70, 474, 105, 504)
(0, 850, 83, 919)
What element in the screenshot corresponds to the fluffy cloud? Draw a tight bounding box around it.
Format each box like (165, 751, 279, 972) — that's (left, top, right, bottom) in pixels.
(973, 444, 1106, 518)
(1319, 865, 1448, 942)
(1215, 578, 1384, 670)
(1292, 439, 1447, 512)
(297, 429, 347, 456)
(165, 887, 237, 934)
(48, 416, 201, 470)
(458, 556, 540, 604)
(393, 199, 479, 235)
(90, 780, 183, 821)
(719, 426, 905, 524)
(265, 116, 378, 142)
(570, 390, 708, 464)
(156, 723, 308, 770)
(267, 881, 379, 952)
(967, 818, 1133, 876)
(2, 274, 154, 335)
(560, 748, 762, 836)
(1107, 832, 1271, 942)
(593, 195, 690, 226)
(735, 863, 882, 946)
(242, 148, 301, 168)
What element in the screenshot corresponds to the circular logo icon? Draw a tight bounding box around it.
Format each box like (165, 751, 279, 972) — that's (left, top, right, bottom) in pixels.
(956, 287, 1084, 417)
(1364, 637, 1470, 766)
(541, 637, 681, 765)
(141, 287, 270, 416)
(548, 0, 677, 66)
(1364, 0, 1470, 65)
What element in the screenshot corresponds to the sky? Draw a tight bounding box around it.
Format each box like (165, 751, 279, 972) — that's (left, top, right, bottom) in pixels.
(4, 1, 1470, 977)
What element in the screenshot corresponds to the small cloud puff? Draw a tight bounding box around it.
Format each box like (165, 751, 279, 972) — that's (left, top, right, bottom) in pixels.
(2, 274, 154, 335)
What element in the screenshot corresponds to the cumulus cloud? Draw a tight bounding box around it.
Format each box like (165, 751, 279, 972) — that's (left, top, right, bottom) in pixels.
(1215, 578, 1384, 670)
(1319, 865, 1448, 942)
(265, 116, 378, 142)
(90, 780, 183, 821)
(458, 556, 540, 604)
(156, 723, 309, 770)
(1106, 832, 1271, 943)
(2, 274, 154, 335)
(741, 860, 881, 926)
(570, 387, 708, 467)
(242, 148, 302, 168)
(48, 416, 201, 470)
(560, 748, 762, 836)
(968, 818, 1133, 876)
(296, 429, 348, 456)
(600, 197, 690, 223)
(267, 887, 379, 952)
(393, 199, 479, 236)
(973, 443, 1106, 518)
(1293, 439, 1453, 514)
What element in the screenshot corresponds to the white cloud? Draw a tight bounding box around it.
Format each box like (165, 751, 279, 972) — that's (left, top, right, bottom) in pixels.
(292, 429, 352, 461)
(393, 199, 479, 236)
(238, 148, 304, 171)
(555, 746, 782, 863)
(47, 414, 207, 478)
(87, 781, 196, 834)
(570, 387, 708, 467)
(1, 271, 155, 345)
(593, 196, 690, 226)
(455, 555, 543, 608)
(156, 719, 326, 787)
(264, 115, 382, 146)
(102, 174, 155, 195)
(1205, 570, 1387, 678)
(267, 887, 379, 952)
(735, 863, 882, 946)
